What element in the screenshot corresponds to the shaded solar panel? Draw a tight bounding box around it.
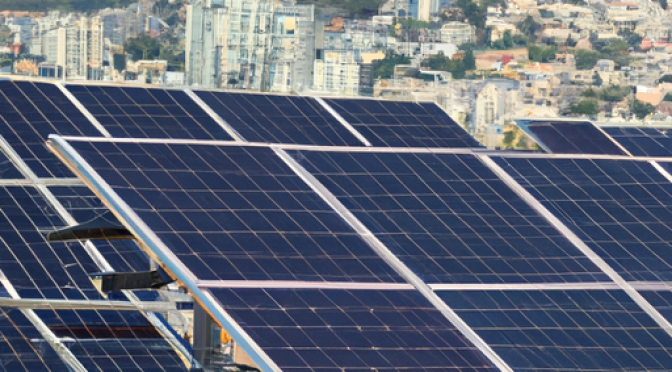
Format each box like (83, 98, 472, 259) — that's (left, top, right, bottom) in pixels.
(34, 309, 188, 372)
(211, 287, 496, 372)
(323, 98, 482, 148)
(495, 157, 672, 281)
(0, 307, 70, 372)
(67, 85, 232, 140)
(50, 186, 150, 273)
(64, 141, 402, 283)
(439, 289, 672, 372)
(0, 148, 23, 179)
(195, 91, 364, 145)
(523, 120, 626, 155)
(296, 151, 606, 283)
(0, 81, 101, 177)
(603, 126, 672, 156)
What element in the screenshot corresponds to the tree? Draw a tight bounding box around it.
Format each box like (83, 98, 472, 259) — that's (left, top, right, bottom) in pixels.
(660, 75, 672, 83)
(619, 29, 643, 51)
(124, 34, 161, 61)
(421, 52, 468, 78)
(528, 45, 557, 63)
(113, 54, 126, 73)
(517, 15, 542, 42)
(570, 99, 599, 116)
(630, 99, 656, 119)
(581, 88, 598, 98)
(599, 85, 629, 103)
(592, 71, 603, 87)
(574, 49, 601, 70)
(664, 93, 672, 102)
(372, 51, 411, 79)
(463, 49, 476, 70)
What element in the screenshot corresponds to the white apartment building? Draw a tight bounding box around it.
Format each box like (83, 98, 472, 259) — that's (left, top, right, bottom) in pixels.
(313, 50, 360, 96)
(440, 22, 476, 45)
(39, 17, 104, 80)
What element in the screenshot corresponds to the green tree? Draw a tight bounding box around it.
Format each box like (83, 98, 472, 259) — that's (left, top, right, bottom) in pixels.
(599, 85, 629, 103)
(372, 51, 411, 79)
(574, 49, 601, 70)
(456, 0, 487, 29)
(592, 71, 603, 87)
(618, 29, 643, 51)
(660, 75, 672, 83)
(517, 15, 542, 42)
(630, 99, 656, 119)
(113, 54, 126, 73)
(528, 45, 557, 62)
(570, 99, 599, 116)
(581, 88, 598, 98)
(664, 92, 672, 102)
(124, 34, 161, 61)
(421, 52, 467, 78)
(463, 49, 476, 70)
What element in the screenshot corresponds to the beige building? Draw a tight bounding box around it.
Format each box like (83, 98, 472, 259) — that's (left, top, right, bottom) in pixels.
(440, 22, 476, 45)
(39, 16, 104, 79)
(313, 50, 360, 96)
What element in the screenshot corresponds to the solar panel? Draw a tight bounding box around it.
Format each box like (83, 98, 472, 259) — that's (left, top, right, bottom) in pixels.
(211, 287, 496, 372)
(60, 140, 403, 283)
(494, 156, 672, 281)
(323, 98, 482, 148)
(0, 148, 23, 179)
(66, 85, 232, 140)
(522, 120, 626, 155)
(0, 307, 70, 372)
(296, 150, 606, 283)
(439, 289, 672, 372)
(641, 291, 672, 325)
(195, 91, 364, 145)
(603, 126, 672, 156)
(0, 81, 101, 177)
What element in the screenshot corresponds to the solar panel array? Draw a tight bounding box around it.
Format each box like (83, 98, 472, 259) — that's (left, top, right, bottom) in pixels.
(5, 78, 672, 372)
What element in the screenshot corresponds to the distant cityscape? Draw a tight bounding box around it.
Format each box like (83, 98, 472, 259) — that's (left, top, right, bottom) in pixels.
(0, 0, 671, 147)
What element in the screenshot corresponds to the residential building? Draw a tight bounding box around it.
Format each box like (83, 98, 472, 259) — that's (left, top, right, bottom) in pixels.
(440, 22, 475, 45)
(39, 17, 104, 80)
(313, 50, 360, 95)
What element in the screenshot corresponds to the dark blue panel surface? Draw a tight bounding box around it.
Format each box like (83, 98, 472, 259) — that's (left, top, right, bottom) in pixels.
(324, 99, 482, 148)
(0, 148, 23, 179)
(65, 141, 402, 283)
(195, 91, 363, 145)
(0, 307, 69, 372)
(212, 288, 495, 372)
(524, 120, 626, 155)
(67, 85, 232, 140)
(0, 81, 101, 177)
(641, 291, 672, 325)
(496, 157, 672, 281)
(297, 151, 606, 283)
(440, 289, 672, 372)
(603, 126, 672, 156)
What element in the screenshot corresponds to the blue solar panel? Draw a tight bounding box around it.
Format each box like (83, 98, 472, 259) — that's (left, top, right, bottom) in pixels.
(603, 126, 672, 156)
(523, 120, 626, 155)
(63, 141, 403, 283)
(296, 151, 606, 283)
(641, 291, 672, 325)
(439, 289, 672, 372)
(0, 81, 101, 177)
(67, 85, 232, 140)
(0, 307, 70, 372)
(495, 156, 672, 281)
(0, 148, 23, 179)
(323, 99, 482, 148)
(195, 91, 364, 145)
(211, 287, 496, 372)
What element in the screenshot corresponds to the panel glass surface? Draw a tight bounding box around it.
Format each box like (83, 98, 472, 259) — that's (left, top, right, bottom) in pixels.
(641, 291, 672, 325)
(66, 85, 232, 140)
(0, 81, 101, 177)
(495, 157, 672, 281)
(0, 307, 69, 372)
(195, 91, 363, 145)
(439, 289, 672, 372)
(324, 98, 482, 148)
(524, 120, 626, 155)
(296, 151, 606, 283)
(603, 126, 672, 156)
(211, 287, 496, 372)
(65, 141, 402, 283)
(0, 148, 23, 179)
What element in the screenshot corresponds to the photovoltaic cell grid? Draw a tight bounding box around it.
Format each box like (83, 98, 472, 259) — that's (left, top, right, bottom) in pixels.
(523, 120, 626, 155)
(295, 151, 607, 283)
(195, 91, 364, 146)
(439, 289, 672, 372)
(0, 81, 101, 178)
(63, 140, 403, 283)
(210, 287, 496, 372)
(494, 157, 672, 282)
(602, 126, 672, 156)
(0, 148, 23, 179)
(66, 85, 233, 140)
(324, 98, 483, 148)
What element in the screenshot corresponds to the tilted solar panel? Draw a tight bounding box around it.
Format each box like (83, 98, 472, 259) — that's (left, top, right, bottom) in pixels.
(0, 148, 23, 179)
(0, 81, 101, 177)
(495, 156, 672, 281)
(440, 289, 672, 372)
(603, 126, 672, 156)
(195, 91, 365, 145)
(323, 98, 482, 148)
(522, 120, 626, 155)
(67, 85, 233, 140)
(295, 150, 606, 283)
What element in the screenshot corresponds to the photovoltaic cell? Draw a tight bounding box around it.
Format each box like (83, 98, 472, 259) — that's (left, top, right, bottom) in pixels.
(323, 98, 482, 148)
(0, 149, 23, 179)
(603, 126, 672, 156)
(296, 151, 606, 283)
(641, 291, 672, 326)
(195, 91, 363, 145)
(523, 120, 626, 155)
(64, 141, 402, 283)
(495, 157, 672, 281)
(211, 287, 496, 372)
(66, 85, 232, 140)
(439, 289, 672, 372)
(0, 307, 69, 372)
(0, 81, 101, 177)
